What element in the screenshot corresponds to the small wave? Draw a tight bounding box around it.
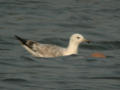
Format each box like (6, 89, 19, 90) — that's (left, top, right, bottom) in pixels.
(21, 56, 35, 61)
(0, 48, 10, 51)
(2, 78, 28, 83)
(88, 77, 120, 80)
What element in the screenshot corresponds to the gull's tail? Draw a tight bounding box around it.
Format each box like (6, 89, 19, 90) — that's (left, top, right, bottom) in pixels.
(15, 35, 27, 45)
(15, 35, 35, 49)
(15, 35, 37, 56)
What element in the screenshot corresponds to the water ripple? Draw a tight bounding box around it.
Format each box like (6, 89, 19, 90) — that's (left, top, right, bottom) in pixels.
(2, 78, 29, 83)
(81, 41, 120, 50)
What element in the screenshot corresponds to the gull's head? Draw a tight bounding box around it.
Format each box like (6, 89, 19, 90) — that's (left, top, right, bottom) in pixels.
(70, 33, 89, 45)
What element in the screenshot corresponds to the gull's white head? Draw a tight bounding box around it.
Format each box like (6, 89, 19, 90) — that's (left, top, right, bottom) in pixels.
(70, 33, 89, 45)
(65, 33, 90, 55)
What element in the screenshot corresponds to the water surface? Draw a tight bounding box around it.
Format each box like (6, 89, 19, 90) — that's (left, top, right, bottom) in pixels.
(0, 0, 120, 90)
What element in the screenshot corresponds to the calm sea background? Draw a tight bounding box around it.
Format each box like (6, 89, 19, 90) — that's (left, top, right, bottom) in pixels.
(0, 0, 120, 90)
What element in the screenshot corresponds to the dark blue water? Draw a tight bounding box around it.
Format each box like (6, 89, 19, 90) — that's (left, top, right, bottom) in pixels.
(0, 0, 120, 90)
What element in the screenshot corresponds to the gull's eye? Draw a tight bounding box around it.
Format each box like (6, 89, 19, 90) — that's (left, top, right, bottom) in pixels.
(77, 36, 80, 39)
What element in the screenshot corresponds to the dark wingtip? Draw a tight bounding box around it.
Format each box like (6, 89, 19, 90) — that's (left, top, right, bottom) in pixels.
(15, 35, 27, 45)
(14, 35, 20, 40)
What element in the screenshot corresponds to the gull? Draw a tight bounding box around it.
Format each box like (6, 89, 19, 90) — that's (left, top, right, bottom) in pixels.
(15, 33, 90, 58)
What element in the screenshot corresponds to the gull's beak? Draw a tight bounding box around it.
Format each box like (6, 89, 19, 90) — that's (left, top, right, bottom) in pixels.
(84, 39, 91, 43)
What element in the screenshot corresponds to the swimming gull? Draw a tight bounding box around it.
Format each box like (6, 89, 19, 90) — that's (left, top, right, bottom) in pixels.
(15, 33, 90, 58)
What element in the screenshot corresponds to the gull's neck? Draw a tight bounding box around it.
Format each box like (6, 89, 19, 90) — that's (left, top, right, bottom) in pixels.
(66, 40, 80, 55)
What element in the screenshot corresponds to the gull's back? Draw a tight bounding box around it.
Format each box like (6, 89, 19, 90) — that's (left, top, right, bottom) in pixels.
(31, 42, 65, 57)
